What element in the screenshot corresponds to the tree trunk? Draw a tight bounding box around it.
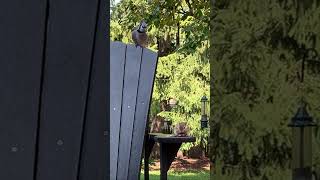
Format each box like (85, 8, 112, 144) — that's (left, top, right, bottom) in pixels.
(176, 22, 180, 47)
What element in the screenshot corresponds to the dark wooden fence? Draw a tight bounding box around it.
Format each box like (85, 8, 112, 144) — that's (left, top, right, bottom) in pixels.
(110, 41, 158, 180)
(0, 0, 109, 180)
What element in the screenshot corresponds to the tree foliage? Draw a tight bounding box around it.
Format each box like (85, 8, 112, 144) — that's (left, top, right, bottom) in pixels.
(210, 0, 320, 179)
(111, 0, 210, 151)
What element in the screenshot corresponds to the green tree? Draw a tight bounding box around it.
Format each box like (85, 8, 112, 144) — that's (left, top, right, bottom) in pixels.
(210, 0, 320, 179)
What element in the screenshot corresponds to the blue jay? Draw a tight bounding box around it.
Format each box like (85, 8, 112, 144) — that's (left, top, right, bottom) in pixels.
(132, 20, 148, 48)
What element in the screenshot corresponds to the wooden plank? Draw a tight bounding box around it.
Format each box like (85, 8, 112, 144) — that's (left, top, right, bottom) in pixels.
(0, 1, 47, 180)
(110, 42, 127, 180)
(35, 0, 100, 179)
(128, 48, 158, 179)
(77, 0, 109, 178)
(117, 45, 143, 179)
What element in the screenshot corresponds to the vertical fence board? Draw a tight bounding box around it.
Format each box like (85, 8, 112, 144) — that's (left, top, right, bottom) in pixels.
(0, 1, 47, 179)
(77, 0, 109, 178)
(110, 42, 127, 180)
(128, 49, 158, 179)
(116, 45, 143, 180)
(35, 0, 99, 179)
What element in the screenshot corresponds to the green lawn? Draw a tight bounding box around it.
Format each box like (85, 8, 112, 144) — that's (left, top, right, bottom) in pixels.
(140, 170, 210, 180)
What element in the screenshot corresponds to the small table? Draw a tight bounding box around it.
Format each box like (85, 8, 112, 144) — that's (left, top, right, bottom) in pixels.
(144, 133, 196, 180)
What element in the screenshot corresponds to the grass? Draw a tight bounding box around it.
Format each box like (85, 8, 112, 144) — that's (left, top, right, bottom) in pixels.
(140, 170, 210, 180)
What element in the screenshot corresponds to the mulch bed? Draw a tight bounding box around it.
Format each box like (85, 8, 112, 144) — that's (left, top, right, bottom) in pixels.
(147, 157, 210, 171)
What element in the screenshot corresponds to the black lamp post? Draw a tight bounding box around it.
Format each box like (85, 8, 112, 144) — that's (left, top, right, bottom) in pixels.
(200, 95, 208, 129)
(288, 46, 319, 180)
(288, 103, 316, 180)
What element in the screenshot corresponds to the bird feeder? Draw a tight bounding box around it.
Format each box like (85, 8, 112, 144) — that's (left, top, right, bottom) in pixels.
(200, 96, 208, 129)
(162, 118, 172, 134)
(288, 103, 317, 180)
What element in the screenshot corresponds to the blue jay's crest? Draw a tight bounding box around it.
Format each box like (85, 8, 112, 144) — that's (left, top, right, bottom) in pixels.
(138, 20, 148, 33)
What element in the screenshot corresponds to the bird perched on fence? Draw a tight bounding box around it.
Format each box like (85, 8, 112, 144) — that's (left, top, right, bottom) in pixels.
(174, 122, 189, 137)
(132, 20, 148, 48)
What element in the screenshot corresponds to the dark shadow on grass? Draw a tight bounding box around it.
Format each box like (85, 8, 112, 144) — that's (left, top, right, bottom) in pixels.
(140, 170, 210, 180)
